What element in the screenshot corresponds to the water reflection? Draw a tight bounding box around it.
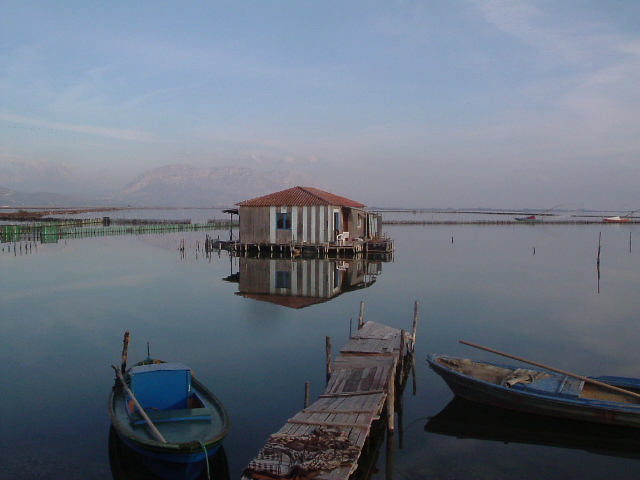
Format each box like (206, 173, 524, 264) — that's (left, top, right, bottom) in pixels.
(109, 427, 230, 480)
(425, 397, 640, 460)
(226, 256, 388, 309)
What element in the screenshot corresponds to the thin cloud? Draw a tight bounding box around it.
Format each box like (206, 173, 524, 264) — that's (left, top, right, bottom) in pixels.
(1, 113, 156, 142)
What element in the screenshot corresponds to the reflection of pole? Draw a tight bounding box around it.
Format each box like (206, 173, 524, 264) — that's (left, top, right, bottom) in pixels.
(386, 429, 395, 480)
(597, 232, 602, 294)
(411, 351, 418, 396)
(397, 380, 404, 450)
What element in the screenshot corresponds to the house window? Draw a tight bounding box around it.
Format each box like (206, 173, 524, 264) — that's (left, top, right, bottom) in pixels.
(276, 271, 291, 289)
(276, 212, 291, 230)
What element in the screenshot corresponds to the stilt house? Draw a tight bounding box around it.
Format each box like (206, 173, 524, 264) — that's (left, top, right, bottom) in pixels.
(236, 186, 384, 254)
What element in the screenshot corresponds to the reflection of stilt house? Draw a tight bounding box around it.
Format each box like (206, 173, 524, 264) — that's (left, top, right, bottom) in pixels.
(232, 256, 382, 309)
(235, 186, 393, 255)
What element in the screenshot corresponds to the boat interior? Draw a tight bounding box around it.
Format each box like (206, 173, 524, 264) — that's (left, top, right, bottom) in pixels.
(125, 363, 212, 424)
(580, 383, 640, 404)
(437, 357, 522, 385)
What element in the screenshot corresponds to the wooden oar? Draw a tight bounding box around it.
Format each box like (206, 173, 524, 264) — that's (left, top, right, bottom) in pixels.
(112, 365, 168, 444)
(460, 340, 640, 401)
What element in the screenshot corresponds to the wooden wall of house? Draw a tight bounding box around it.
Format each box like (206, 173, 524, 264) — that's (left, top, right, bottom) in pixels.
(239, 205, 370, 245)
(238, 206, 271, 244)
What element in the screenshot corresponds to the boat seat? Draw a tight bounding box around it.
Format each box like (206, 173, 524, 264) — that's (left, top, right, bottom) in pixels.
(130, 407, 212, 426)
(510, 375, 565, 394)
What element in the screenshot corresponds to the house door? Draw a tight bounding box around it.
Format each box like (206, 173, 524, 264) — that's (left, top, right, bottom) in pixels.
(333, 210, 340, 240)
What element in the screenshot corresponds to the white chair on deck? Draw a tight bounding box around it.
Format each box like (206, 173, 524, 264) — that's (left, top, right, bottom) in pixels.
(336, 232, 349, 245)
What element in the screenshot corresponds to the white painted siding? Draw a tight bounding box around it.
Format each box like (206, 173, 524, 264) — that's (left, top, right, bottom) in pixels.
(269, 206, 276, 244)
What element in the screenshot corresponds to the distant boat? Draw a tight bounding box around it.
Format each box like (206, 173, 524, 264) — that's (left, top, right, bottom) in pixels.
(515, 204, 563, 222)
(604, 210, 637, 223)
(427, 354, 640, 428)
(108, 334, 230, 480)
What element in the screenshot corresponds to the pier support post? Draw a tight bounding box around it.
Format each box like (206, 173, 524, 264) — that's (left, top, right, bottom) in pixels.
(304, 381, 310, 408)
(358, 301, 365, 329)
(411, 301, 419, 352)
(325, 336, 332, 384)
(387, 367, 396, 431)
(399, 330, 405, 373)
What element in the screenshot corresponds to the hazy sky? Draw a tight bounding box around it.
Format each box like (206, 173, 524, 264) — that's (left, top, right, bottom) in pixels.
(1, 1, 639, 209)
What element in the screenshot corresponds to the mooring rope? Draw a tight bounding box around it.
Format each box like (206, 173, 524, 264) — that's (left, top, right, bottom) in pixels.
(199, 441, 211, 480)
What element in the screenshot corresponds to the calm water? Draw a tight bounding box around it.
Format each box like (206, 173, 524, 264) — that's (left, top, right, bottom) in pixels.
(1, 214, 639, 479)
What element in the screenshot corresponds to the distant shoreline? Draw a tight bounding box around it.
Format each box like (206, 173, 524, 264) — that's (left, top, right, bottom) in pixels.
(1, 206, 636, 224)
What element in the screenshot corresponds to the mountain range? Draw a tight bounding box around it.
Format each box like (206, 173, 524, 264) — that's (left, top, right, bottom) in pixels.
(1, 164, 316, 207)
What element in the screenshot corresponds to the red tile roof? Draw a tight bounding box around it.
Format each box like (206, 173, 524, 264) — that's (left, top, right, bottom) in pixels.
(236, 186, 366, 208)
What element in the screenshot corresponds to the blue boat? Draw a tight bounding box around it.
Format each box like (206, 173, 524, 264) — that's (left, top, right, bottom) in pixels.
(109, 426, 231, 480)
(108, 345, 230, 480)
(427, 354, 640, 428)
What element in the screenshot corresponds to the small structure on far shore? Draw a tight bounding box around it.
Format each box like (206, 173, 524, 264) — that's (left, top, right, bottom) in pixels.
(234, 186, 393, 256)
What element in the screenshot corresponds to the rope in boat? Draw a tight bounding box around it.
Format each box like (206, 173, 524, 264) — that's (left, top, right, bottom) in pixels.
(199, 441, 211, 480)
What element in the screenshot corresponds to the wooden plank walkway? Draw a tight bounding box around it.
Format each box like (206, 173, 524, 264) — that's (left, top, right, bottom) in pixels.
(242, 318, 416, 480)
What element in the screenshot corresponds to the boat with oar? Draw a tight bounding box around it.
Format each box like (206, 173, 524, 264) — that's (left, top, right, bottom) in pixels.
(427, 341, 640, 428)
(108, 332, 230, 480)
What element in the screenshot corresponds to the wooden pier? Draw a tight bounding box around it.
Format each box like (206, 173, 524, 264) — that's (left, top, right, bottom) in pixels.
(242, 303, 417, 480)
(230, 237, 395, 258)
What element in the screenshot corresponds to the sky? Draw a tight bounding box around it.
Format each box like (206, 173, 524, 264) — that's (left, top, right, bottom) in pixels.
(1, 1, 639, 210)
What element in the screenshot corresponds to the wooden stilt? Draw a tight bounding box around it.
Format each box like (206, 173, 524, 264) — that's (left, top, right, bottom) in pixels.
(304, 381, 310, 408)
(411, 301, 419, 352)
(387, 366, 395, 431)
(325, 336, 332, 384)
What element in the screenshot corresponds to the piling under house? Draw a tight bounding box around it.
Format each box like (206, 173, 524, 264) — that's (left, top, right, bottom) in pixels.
(235, 186, 393, 256)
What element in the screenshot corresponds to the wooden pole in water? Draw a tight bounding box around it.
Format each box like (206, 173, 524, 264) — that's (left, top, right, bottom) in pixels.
(112, 366, 167, 443)
(411, 301, 419, 353)
(459, 340, 640, 400)
(387, 366, 396, 431)
(121, 331, 130, 373)
(325, 336, 332, 384)
(304, 382, 310, 408)
(399, 330, 405, 373)
(358, 301, 365, 329)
